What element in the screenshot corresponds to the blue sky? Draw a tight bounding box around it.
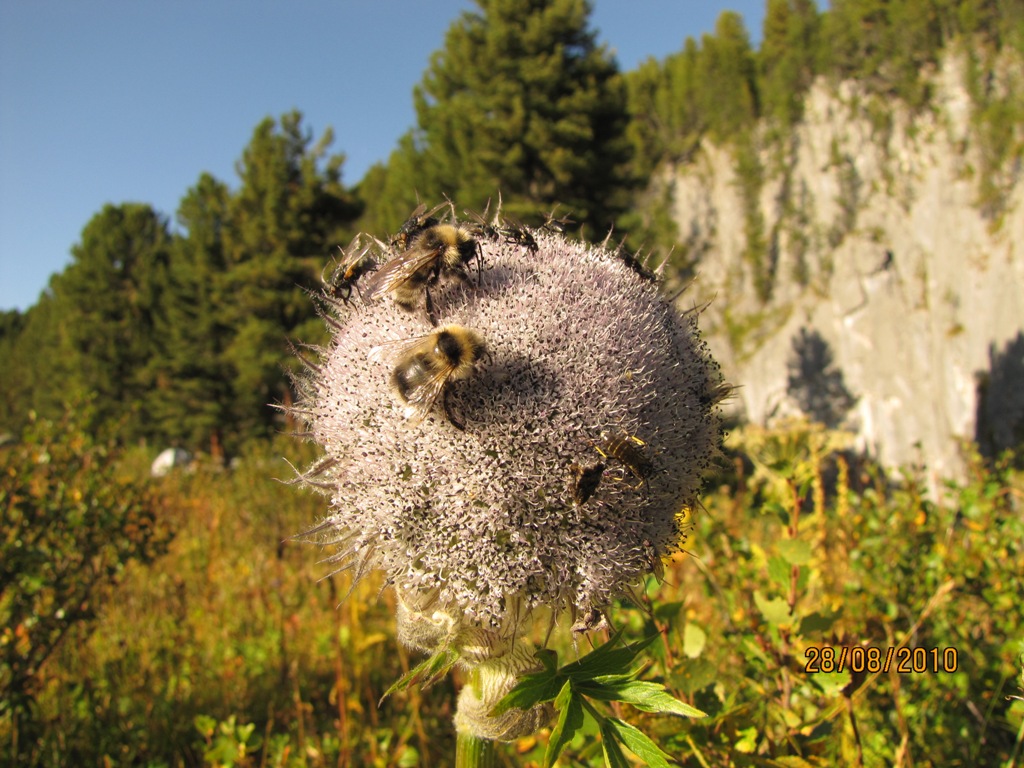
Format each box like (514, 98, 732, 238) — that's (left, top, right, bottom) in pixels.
(0, 1, 767, 313)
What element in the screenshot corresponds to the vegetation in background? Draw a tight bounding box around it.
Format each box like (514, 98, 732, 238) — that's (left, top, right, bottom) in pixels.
(2, 2, 1023, 761)
(2, 418, 1021, 766)
(1, 409, 172, 763)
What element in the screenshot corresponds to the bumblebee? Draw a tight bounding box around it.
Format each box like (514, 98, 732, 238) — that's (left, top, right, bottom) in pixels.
(596, 430, 654, 486)
(365, 222, 480, 324)
(570, 460, 606, 506)
(369, 325, 487, 430)
(322, 234, 378, 303)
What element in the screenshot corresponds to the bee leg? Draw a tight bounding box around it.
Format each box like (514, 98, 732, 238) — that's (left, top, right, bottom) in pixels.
(424, 287, 439, 327)
(442, 388, 466, 431)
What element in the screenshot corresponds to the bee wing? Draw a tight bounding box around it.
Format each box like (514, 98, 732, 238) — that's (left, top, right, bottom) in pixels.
(398, 361, 455, 423)
(362, 242, 441, 302)
(367, 333, 433, 367)
(367, 334, 454, 425)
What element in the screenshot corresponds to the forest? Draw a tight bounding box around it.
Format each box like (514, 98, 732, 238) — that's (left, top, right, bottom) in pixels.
(2, 0, 1023, 766)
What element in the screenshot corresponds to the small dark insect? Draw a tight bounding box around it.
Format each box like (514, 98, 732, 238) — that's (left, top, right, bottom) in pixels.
(542, 206, 575, 233)
(364, 221, 481, 325)
(391, 202, 449, 250)
(465, 204, 501, 241)
(571, 607, 608, 635)
(596, 430, 654, 487)
(570, 460, 606, 506)
(466, 202, 538, 253)
(322, 234, 378, 303)
(496, 215, 538, 253)
(614, 243, 658, 283)
(369, 324, 487, 430)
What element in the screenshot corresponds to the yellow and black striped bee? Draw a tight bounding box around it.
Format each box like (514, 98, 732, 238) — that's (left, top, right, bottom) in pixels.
(322, 234, 378, 303)
(369, 325, 487, 430)
(365, 219, 480, 324)
(596, 430, 654, 487)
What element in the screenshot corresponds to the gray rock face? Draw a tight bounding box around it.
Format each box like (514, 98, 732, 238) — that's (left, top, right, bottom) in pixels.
(668, 51, 1024, 488)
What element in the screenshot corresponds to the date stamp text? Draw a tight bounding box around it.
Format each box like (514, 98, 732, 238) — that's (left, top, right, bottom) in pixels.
(804, 646, 959, 674)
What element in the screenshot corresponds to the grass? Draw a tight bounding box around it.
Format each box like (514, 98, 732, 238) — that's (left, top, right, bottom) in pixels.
(4, 424, 1024, 767)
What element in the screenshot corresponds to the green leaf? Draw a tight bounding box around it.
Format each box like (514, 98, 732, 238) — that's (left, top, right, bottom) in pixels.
(754, 590, 792, 626)
(735, 725, 759, 753)
(600, 719, 633, 768)
(194, 714, 217, 738)
(653, 601, 685, 622)
(767, 555, 791, 588)
(563, 632, 659, 680)
(799, 608, 840, 635)
(577, 680, 706, 718)
(492, 669, 564, 715)
(777, 538, 812, 565)
(544, 680, 585, 768)
(683, 622, 707, 658)
(811, 670, 850, 697)
(380, 647, 459, 703)
(606, 718, 674, 768)
(535, 647, 559, 674)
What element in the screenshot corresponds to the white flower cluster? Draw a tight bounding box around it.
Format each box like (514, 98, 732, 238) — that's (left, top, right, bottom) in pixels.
(291, 214, 725, 637)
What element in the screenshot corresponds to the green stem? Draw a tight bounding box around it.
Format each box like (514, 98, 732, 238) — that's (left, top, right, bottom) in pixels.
(455, 732, 499, 768)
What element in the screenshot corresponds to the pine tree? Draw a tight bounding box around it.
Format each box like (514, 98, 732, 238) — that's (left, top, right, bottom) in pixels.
(219, 111, 360, 444)
(760, 0, 820, 126)
(696, 11, 759, 142)
(147, 173, 235, 456)
(47, 204, 172, 441)
(408, 0, 633, 230)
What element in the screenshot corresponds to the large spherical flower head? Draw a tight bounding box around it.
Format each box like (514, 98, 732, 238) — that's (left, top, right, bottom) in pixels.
(292, 225, 725, 636)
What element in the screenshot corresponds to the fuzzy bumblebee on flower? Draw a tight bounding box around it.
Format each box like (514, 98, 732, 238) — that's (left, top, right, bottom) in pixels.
(286, 199, 727, 764)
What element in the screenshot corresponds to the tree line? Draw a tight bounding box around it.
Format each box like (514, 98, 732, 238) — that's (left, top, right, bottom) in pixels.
(1, 0, 1019, 456)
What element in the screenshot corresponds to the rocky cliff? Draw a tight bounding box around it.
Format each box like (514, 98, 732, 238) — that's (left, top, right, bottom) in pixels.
(667, 50, 1024, 488)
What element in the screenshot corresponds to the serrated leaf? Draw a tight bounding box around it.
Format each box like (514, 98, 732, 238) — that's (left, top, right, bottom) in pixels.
(616, 682, 707, 718)
(777, 538, 812, 565)
(564, 634, 659, 680)
(753, 590, 792, 626)
(544, 680, 584, 768)
(492, 669, 564, 715)
(380, 648, 459, 703)
(606, 718, 673, 768)
(577, 680, 706, 718)
(600, 719, 633, 768)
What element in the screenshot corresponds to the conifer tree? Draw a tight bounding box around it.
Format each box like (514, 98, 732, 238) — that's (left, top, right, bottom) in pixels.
(148, 173, 235, 456)
(409, 0, 633, 230)
(219, 111, 360, 443)
(760, 0, 820, 126)
(696, 11, 759, 142)
(47, 204, 171, 441)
